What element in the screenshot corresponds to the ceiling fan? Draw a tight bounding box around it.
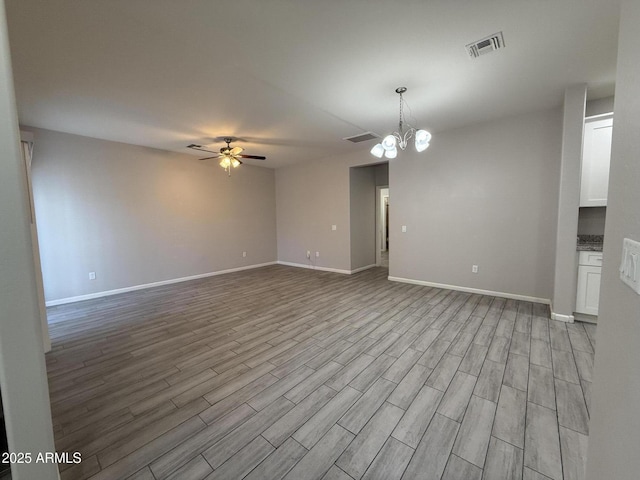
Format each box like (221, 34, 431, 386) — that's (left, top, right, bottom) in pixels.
(187, 137, 266, 176)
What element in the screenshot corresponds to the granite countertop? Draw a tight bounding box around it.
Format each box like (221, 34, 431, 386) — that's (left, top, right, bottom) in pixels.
(577, 235, 604, 252)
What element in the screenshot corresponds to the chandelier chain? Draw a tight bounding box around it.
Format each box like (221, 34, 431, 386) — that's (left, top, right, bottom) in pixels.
(399, 91, 404, 133)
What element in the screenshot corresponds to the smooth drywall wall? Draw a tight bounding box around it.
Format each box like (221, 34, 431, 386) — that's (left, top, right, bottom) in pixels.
(577, 207, 606, 235)
(350, 166, 376, 270)
(585, 96, 614, 117)
(276, 156, 351, 270)
(552, 85, 587, 317)
(29, 128, 277, 302)
(390, 108, 562, 301)
(587, 1, 640, 478)
(374, 163, 388, 186)
(0, 2, 58, 477)
(276, 150, 382, 271)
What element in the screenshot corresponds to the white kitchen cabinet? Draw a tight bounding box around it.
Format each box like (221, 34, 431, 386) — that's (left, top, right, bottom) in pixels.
(575, 251, 602, 316)
(580, 115, 613, 207)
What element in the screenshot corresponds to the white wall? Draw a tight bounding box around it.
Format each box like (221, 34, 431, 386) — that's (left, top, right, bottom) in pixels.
(586, 1, 640, 478)
(349, 166, 376, 270)
(0, 2, 58, 477)
(29, 127, 277, 303)
(390, 108, 562, 301)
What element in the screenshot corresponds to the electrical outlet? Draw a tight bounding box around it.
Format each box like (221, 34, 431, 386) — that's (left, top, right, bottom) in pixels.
(472, 265, 479, 273)
(315, 251, 320, 258)
(401, 225, 407, 233)
(306, 251, 311, 259)
(242, 251, 247, 258)
(89, 272, 96, 280)
(331, 225, 337, 231)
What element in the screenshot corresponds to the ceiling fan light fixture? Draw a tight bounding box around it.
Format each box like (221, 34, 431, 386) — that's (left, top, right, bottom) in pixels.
(231, 158, 241, 168)
(370, 143, 384, 158)
(219, 157, 231, 169)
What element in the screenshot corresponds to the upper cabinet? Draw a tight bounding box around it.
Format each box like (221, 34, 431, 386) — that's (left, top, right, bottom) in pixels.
(580, 114, 613, 207)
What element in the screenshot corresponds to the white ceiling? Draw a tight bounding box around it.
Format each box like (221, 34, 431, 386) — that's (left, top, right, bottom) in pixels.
(6, 0, 620, 168)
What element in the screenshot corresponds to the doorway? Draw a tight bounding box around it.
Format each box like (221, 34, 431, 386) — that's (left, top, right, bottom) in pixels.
(376, 186, 389, 268)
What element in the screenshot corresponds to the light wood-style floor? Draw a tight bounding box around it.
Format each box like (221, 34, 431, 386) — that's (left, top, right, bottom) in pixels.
(46, 265, 596, 480)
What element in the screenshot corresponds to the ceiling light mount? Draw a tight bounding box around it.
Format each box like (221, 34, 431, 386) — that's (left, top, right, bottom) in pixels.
(370, 87, 431, 159)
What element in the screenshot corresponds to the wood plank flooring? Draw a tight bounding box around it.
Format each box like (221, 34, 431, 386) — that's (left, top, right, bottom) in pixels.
(45, 265, 596, 480)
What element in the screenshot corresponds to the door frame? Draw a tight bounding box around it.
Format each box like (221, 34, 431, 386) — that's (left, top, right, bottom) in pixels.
(375, 185, 389, 266)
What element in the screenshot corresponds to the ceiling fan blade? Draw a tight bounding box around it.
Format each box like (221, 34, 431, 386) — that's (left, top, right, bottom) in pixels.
(230, 146, 244, 155)
(237, 154, 266, 160)
(199, 155, 221, 161)
(188, 144, 218, 154)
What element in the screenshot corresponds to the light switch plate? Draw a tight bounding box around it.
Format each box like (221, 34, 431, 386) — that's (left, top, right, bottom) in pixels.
(620, 238, 640, 294)
(401, 225, 407, 233)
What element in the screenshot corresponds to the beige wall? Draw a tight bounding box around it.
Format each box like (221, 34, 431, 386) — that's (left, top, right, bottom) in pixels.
(29, 127, 277, 302)
(389, 108, 562, 301)
(587, 1, 640, 478)
(0, 2, 58, 477)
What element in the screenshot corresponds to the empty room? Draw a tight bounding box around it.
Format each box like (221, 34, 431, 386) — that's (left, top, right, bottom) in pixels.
(1, 1, 639, 480)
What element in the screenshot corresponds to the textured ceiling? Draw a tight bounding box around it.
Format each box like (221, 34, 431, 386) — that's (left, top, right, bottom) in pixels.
(6, 0, 620, 167)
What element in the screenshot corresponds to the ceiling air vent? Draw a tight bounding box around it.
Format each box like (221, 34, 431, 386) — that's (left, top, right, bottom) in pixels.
(466, 31, 505, 58)
(343, 132, 379, 143)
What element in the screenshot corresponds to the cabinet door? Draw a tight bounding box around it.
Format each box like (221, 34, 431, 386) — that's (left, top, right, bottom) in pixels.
(580, 116, 613, 207)
(575, 265, 602, 315)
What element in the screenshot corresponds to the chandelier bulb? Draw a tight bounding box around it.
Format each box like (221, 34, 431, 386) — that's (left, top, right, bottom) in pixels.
(370, 143, 384, 158)
(382, 135, 397, 151)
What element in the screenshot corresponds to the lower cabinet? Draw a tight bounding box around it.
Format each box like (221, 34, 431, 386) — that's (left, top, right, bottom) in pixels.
(575, 251, 603, 316)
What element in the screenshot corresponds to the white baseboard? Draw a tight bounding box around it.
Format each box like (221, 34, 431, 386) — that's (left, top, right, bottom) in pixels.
(388, 276, 551, 305)
(549, 301, 576, 323)
(46, 262, 277, 306)
(351, 264, 377, 274)
(277, 261, 376, 275)
(277, 261, 351, 275)
(550, 311, 575, 323)
(573, 312, 597, 324)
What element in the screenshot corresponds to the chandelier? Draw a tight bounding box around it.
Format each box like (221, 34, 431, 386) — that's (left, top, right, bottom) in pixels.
(370, 87, 431, 159)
